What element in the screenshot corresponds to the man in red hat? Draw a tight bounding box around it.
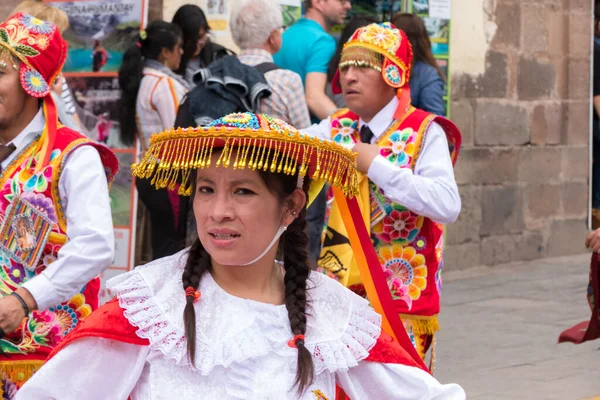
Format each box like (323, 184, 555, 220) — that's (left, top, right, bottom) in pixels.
(0, 12, 117, 392)
(306, 22, 461, 367)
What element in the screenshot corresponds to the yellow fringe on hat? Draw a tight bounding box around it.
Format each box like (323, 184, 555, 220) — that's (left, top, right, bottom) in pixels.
(339, 46, 383, 72)
(132, 126, 359, 198)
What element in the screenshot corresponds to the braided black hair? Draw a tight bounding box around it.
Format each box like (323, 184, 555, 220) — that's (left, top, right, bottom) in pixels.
(282, 176, 314, 393)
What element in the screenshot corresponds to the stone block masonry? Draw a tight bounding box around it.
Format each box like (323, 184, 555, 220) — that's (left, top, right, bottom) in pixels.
(446, 0, 591, 269)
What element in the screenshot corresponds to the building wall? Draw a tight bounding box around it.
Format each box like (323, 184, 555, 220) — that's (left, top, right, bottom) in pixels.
(0, 0, 593, 269)
(446, 0, 592, 268)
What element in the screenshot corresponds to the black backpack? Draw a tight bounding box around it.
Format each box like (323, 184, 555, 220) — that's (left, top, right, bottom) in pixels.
(174, 61, 280, 129)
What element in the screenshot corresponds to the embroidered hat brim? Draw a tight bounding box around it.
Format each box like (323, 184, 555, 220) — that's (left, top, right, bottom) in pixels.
(132, 113, 359, 199)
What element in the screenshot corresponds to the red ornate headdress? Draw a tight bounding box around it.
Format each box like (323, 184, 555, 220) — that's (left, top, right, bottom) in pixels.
(331, 22, 413, 94)
(0, 12, 69, 171)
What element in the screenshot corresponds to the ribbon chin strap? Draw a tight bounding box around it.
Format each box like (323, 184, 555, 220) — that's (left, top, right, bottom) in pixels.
(240, 225, 287, 266)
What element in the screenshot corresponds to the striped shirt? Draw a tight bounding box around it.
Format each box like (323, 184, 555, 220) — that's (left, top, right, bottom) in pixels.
(61, 79, 76, 115)
(136, 67, 188, 149)
(238, 49, 311, 129)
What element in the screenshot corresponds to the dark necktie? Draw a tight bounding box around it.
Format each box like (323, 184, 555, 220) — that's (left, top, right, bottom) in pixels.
(360, 125, 374, 144)
(0, 143, 16, 173)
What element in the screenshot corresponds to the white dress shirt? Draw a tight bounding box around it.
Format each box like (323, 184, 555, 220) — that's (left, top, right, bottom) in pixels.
(1, 109, 115, 311)
(303, 97, 461, 224)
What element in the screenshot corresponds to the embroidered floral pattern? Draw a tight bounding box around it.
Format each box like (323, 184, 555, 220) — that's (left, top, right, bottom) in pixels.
(435, 233, 444, 262)
(262, 114, 295, 133)
(378, 244, 427, 301)
(211, 112, 260, 130)
(357, 23, 401, 53)
(49, 293, 92, 335)
(372, 205, 424, 245)
(312, 390, 329, 400)
(19, 14, 54, 35)
(0, 251, 31, 288)
(384, 64, 401, 85)
(21, 69, 48, 96)
(13, 149, 59, 194)
(331, 117, 358, 146)
(19, 191, 57, 223)
(383, 265, 412, 308)
(436, 259, 443, 296)
(379, 127, 417, 167)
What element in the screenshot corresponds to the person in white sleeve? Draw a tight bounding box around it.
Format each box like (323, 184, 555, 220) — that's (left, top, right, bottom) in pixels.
(0, 13, 117, 395)
(17, 113, 464, 399)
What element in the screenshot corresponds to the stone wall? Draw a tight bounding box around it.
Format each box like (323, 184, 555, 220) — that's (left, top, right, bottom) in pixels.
(445, 0, 592, 268)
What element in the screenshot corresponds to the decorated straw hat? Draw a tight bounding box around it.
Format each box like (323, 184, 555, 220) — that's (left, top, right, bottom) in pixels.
(132, 113, 359, 201)
(331, 22, 413, 95)
(0, 12, 68, 170)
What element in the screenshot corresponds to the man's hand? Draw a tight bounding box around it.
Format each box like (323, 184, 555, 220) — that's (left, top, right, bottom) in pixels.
(352, 142, 380, 174)
(0, 288, 36, 336)
(586, 229, 600, 253)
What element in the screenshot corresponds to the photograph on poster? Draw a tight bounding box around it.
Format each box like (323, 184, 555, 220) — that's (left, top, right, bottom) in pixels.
(424, 17, 449, 55)
(207, 0, 228, 15)
(110, 152, 134, 228)
(436, 57, 448, 96)
(424, 16, 449, 40)
(46, 0, 145, 72)
(413, 0, 429, 14)
(280, 0, 302, 28)
(64, 76, 130, 148)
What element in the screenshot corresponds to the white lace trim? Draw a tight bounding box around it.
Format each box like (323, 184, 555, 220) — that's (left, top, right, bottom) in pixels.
(108, 250, 382, 376)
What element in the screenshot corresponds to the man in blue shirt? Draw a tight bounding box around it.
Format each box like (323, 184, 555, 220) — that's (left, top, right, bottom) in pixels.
(275, 0, 351, 264)
(275, 0, 350, 264)
(275, 0, 350, 122)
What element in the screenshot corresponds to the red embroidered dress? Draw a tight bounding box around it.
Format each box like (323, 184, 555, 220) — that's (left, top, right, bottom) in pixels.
(0, 126, 117, 388)
(320, 105, 460, 358)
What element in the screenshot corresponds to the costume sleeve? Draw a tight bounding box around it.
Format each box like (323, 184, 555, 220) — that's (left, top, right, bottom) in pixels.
(21, 145, 114, 311)
(336, 361, 465, 400)
(366, 122, 461, 224)
(16, 337, 148, 400)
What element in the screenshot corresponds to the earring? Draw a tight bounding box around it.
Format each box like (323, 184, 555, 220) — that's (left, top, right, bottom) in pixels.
(0, 61, 6, 69)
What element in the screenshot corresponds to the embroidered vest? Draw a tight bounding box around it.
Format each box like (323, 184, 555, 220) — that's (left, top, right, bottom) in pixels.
(319, 106, 460, 335)
(0, 126, 117, 387)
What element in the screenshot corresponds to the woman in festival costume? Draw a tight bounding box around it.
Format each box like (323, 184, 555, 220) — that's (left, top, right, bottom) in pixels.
(17, 113, 465, 399)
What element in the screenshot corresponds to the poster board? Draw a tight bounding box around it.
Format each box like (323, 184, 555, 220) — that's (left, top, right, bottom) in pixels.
(44, 0, 148, 303)
(407, 0, 451, 116)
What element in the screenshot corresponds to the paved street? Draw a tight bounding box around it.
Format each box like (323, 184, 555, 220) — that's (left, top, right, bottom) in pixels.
(434, 253, 599, 400)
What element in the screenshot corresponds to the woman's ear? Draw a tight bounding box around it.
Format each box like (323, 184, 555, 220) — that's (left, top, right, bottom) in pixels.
(282, 188, 306, 226)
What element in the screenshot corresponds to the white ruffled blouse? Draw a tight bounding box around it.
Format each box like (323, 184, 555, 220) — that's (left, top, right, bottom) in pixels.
(16, 250, 465, 400)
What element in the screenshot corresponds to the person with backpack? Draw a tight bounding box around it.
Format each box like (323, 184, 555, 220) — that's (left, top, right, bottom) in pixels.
(231, 0, 311, 129)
